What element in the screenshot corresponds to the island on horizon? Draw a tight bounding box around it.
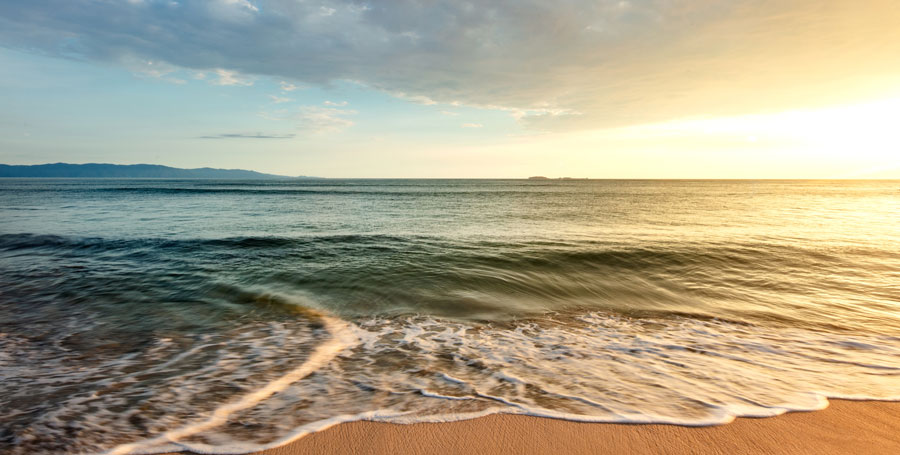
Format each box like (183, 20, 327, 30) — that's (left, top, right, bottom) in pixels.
(0, 163, 317, 179)
(528, 176, 589, 180)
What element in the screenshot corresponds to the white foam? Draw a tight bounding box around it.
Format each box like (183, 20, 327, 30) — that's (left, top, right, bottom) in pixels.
(104, 314, 359, 455)
(67, 311, 900, 455)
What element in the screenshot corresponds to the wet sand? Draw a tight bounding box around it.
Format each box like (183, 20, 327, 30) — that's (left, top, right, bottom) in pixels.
(173, 399, 900, 455)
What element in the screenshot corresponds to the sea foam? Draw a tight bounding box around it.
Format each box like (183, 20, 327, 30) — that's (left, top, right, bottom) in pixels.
(89, 311, 900, 455)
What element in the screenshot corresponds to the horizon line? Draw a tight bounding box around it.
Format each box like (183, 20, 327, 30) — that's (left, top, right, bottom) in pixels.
(2, 163, 898, 180)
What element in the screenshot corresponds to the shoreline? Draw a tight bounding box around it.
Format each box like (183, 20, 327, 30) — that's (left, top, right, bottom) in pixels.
(165, 399, 900, 455)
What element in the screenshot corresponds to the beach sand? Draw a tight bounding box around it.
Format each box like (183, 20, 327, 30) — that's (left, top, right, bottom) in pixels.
(169, 399, 900, 455)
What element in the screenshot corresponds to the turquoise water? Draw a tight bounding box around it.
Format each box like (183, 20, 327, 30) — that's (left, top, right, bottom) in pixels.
(1, 179, 899, 454)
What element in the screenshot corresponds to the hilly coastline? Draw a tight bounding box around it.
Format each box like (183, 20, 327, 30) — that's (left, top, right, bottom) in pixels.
(0, 163, 303, 179)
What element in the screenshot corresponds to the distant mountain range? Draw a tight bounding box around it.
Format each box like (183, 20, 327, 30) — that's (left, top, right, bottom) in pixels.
(0, 163, 312, 179)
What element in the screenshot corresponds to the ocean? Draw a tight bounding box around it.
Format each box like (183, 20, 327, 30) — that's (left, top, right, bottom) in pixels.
(1, 179, 899, 454)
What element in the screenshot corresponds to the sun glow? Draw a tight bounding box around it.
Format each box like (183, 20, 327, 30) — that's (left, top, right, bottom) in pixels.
(638, 96, 900, 177)
(673, 97, 900, 159)
(438, 94, 900, 179)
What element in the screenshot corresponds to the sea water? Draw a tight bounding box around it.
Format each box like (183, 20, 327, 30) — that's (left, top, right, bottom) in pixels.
(1, 179, 899, 454)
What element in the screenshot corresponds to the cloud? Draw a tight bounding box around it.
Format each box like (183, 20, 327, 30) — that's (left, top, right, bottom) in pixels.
(1, 1, 898, 130)
(296, 106, 356, 134)
(280, 81, 300, 92)
(323, 100, 347, 107)
(440, 111, 459, 116)
(208, 0, 259, 22)
(461, 123, 483, 128)
(123, 57, 177, 79)
(121, 56, 185, 84)
(269, 95, 293, 104)
(256, 105, 356, 134)
(393, 93, 438, 106)
(212, 69, 253, 86)
(231, 0, 259, 13)
(200, 132, 296, 139)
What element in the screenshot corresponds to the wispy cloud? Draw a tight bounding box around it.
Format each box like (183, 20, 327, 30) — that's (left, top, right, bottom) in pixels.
(212, 69, 253, 86)
(121, 56, 185, 84)
(200, 132, 296, 139)
(208, 0, 259, 21)
(280, 81, 299, 92)
(269, 95, 293, 104)
(461, 123, 483, 128)
(393, 93, 438, 106)
(323, 100, 347, 107)
(296, 106, 356, 134)
(440, 110, 459, 116)
(232, 0, 259, 13)
(123, 57, 176, 78)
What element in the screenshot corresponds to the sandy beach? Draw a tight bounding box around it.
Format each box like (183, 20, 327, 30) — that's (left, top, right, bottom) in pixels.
(163, 399, 900, 455)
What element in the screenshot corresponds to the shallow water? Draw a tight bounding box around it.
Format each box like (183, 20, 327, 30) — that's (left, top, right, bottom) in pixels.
(1, 179, 899, 454)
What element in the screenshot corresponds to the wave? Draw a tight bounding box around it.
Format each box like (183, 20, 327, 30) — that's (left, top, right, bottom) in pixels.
(69, 312, 900, 454)
(3, 232, 898, 331)
(4, 232, 892, 261)
(2, 273, 899, 455)
(0, 233, 417, 253)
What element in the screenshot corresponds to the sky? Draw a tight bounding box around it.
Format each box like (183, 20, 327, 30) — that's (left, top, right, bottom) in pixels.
(1, 0, 899, 178)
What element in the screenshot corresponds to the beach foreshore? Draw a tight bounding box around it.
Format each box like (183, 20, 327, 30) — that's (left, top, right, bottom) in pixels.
(167, 399, 900, 455)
